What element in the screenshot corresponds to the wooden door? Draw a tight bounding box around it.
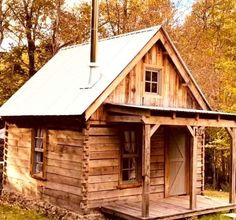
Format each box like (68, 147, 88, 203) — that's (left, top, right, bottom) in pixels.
(166, 127, 188, 196)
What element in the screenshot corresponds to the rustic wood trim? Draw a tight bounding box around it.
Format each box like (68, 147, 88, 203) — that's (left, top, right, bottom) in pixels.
(187, 126, 194, 137)
(118, 126, 142, 187)
(30, 128, 35, 176)
(228, 128, 236, 204)
(188, 126, 197, 210)
(143, 64, 163, 97)
(142, 124, 151, 217)
(164, 127, 169, 198)
(42, 128, 47, 179)
(186, 129, 190, 195)
(85, 31, 163, 120)
(142, 116, 236, 128)
(30, 128, 47, 180)
(80, 122, 90, 214)
(106, 105, 151, 117)
(150, 124, 161, 137)
(3, 123, 9, 185)
(107, 115, 236, 128)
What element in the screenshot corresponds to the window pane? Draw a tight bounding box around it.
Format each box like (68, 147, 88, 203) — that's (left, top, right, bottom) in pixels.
(36, 129, 43, 138)
(36, 152, 43, 163)
(35, 163, 43, 173)
(35, 138, 43, 149)
(122, 158, 137, 181)
(122, 170, 129, 181)
(145, 82, 150, 92)
(152, 83, 158, 93)
(145, 71, 151, 81)
(152, 71, 158, 82)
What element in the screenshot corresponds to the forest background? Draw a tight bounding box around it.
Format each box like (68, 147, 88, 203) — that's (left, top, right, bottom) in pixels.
(0, 0, 235, 190)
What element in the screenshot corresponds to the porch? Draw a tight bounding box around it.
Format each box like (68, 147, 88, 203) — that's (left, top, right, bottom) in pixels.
(102, 195, 236, 220)
(104, 103, 236, 218)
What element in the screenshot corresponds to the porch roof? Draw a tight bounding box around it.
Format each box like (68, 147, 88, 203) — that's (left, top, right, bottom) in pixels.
(105, 103, 236, 128)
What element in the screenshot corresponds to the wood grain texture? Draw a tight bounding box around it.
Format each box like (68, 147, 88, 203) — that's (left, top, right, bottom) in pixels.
(105, 42, 201, 111)
(4, 124, 84, 212)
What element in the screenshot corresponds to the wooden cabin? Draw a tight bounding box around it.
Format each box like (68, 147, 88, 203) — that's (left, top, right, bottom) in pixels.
(0, 26, 236, 220)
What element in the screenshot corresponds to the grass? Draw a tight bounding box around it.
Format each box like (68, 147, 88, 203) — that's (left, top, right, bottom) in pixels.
(197, 190, 230, 220)
(204, 190, 229, 201)
(199, 213, 230, 220)
(0, 204, 52, 220)
(0, 190, 231, 220)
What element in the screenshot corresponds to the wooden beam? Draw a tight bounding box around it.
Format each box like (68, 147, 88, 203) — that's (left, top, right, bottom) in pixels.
(106, 104, 151, 116)
(228, 128, 236, 204)
(150, 124, 161, 137)
(142, 124, 151, 217)
(142, 116, 236, 128)
(107, 115, 143, 123)
(187, 125, 194, 137)
(188, 126, 197, 210)
(107, 115, 236, 128)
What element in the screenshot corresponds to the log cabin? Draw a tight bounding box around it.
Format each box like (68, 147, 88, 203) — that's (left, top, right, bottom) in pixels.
(0, 26, 236, 220)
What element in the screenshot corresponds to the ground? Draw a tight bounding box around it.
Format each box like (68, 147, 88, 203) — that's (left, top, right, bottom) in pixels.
(0, 190, 232, 220)
(199, 190, 230, 220)
(0, 204, 52, 220)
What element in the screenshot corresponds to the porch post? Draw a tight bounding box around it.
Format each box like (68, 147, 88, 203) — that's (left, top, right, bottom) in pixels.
(228, 128, 236, 204)
(187, 126, 197, 210)
(142, 124, 151, 217)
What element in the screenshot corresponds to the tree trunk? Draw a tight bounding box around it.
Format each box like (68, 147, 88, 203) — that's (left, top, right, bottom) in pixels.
(0, 0, 4, 47)
(25, 15, 36, 77)
(212, 148, 216, 189)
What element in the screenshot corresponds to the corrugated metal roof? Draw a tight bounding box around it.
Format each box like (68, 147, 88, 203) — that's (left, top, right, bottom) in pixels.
(106, 103, 236, 118)
(0, 26, 161, 117)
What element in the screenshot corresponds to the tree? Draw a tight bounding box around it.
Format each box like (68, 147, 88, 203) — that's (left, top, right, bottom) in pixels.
(174, 0, 236, 111)
(100, 0, 175, 36)
(6, 0, 55, 76)
(0, 0, 9, 48)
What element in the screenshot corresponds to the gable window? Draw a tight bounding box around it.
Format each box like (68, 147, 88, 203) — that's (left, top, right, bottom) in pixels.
(145, 68, 161, 94)
(31, 128, 46, 179)
(120, 129, 141, 186)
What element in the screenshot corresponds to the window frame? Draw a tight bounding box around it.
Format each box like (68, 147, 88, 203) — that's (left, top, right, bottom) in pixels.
(144, 65, 162, 96)
(118, 127, 141, 188)
(30, 128, 47, 180)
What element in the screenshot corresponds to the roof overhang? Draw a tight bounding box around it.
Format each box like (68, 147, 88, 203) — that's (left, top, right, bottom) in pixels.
(1, 115, 85, 129)
(105, 103, 236, 128)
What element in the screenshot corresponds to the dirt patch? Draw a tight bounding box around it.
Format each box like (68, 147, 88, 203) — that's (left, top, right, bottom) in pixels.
(0, 191, 104, 220)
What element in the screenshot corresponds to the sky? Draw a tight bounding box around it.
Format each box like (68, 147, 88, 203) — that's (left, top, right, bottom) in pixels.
(1, 0, 196, 51)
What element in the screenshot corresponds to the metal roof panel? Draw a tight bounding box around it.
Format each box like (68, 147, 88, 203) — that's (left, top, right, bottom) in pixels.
(0, 26, 161, 116)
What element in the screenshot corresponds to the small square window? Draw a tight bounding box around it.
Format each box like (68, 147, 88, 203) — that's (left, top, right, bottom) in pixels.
(144, 69, 161, 94)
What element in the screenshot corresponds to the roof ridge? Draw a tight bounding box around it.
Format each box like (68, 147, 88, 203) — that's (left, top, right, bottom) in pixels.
(61, 25, 161, 51)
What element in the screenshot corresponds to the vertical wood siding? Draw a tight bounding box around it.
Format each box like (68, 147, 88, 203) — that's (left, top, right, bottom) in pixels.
(106, 42, 200, 109)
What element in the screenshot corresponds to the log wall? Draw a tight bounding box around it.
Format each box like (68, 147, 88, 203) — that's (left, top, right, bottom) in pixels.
(87, 124, 204, 209)
(4, 124, 84, 212)
(3, 123, 204, 212)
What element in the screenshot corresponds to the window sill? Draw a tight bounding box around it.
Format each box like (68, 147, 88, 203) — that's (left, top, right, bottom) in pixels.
(117, 183, 141, 189)
(144, 93, 163, 98)
(31, 173, 46, 181)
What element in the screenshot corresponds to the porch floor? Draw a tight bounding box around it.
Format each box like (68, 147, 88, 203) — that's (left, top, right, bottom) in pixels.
(101, 195, 236, 220)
